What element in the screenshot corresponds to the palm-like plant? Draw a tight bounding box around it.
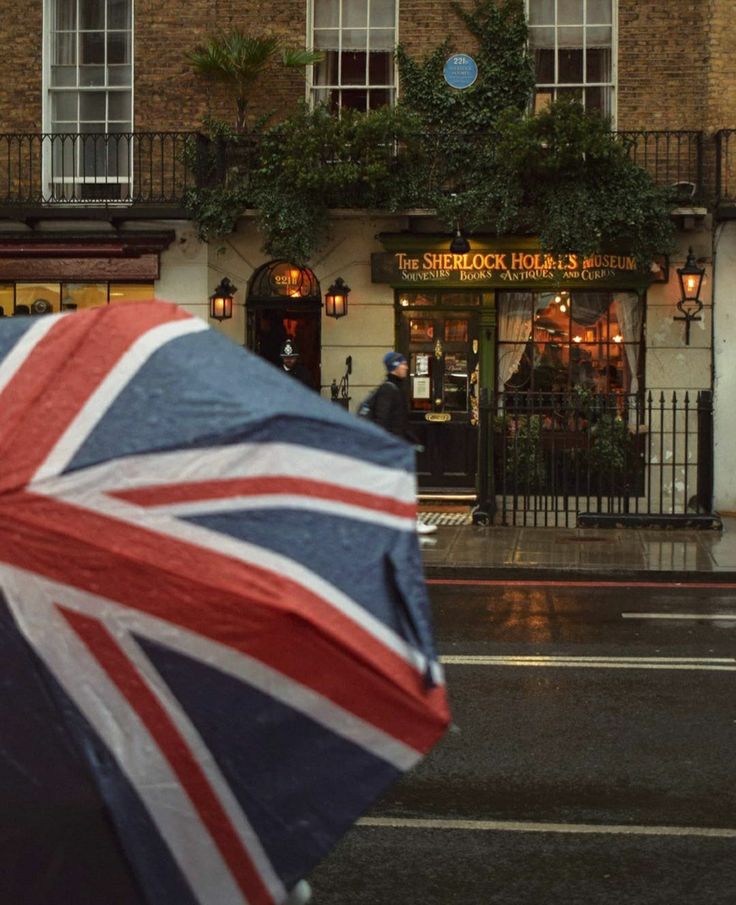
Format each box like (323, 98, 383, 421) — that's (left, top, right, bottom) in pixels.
(189, 30, 323, 132)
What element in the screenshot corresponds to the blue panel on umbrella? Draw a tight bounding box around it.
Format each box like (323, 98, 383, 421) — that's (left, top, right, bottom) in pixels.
(137, 636, 402, 888)
(185, 507, 432, 651)
(0, 597, 189, 905)
(66, 329, 412, 475)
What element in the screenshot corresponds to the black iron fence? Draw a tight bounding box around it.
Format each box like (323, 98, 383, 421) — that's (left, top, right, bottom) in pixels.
(0, 132, 200, 206)
(476, 390, 714, 527)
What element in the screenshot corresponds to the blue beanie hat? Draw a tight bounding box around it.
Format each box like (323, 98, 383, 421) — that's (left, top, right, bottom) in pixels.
(383, 351, 407, 372)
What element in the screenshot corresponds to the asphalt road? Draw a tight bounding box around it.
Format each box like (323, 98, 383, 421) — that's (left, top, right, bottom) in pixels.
(308, 580, 736, 905)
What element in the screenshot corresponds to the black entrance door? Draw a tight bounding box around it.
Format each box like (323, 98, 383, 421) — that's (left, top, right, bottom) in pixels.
(249, 308, 321, 391)
(399, 307, 479, 490)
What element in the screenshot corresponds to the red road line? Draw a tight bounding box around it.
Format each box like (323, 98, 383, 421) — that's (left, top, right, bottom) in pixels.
(427, 578, 736, 590)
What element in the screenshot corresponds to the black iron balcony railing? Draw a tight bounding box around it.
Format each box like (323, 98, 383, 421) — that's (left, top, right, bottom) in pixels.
(0, 132, 200, 207)
(616, 130, 704, 201)
(0, 128, 715, 212)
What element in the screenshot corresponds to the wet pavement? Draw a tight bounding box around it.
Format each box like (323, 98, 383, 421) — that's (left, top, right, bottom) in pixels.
(308, 580, 736, 904)
(420, 516, 736, 581)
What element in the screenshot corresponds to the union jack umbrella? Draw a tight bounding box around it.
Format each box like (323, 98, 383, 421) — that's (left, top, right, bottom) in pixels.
(0, 302, 449, 905)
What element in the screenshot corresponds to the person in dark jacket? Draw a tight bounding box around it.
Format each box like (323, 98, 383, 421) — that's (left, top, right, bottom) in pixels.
(373, 351, 437, 535)
(279, 339, 314, 390)
(373, 351, 411, 439)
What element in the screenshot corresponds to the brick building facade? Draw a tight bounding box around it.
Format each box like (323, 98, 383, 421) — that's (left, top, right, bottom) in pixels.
(1, 0, 735, 520)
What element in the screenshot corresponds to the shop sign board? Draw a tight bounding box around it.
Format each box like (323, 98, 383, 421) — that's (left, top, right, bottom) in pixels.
(371, 246, 650, 290)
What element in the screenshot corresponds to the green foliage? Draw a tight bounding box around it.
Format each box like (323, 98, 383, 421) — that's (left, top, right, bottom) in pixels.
(589, 414, 632, 474)
(189, 30, 323, 132)
(504, 415, 546, 491)
(184, 0, 675, 265)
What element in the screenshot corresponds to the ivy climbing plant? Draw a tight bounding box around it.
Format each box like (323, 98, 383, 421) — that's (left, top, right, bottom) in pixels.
(184, 0, 674, 266)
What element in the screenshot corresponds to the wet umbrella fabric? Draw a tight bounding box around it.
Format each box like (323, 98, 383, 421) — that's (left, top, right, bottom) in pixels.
(0, 302, 449, 905)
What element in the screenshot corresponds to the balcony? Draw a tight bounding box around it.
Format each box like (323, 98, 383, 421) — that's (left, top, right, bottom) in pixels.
(616, 130, 704, 203)
(0, 131, 201, 221)
(0, 128, 716, 225)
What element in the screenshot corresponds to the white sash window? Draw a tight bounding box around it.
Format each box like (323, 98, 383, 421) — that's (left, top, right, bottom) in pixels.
(47, 0, 133, 200)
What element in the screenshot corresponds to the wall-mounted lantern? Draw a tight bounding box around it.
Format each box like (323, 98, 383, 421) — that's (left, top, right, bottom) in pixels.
(324, 277, 351, 319)
(674, 248, 705, 345)
(209, 277, 237, 322)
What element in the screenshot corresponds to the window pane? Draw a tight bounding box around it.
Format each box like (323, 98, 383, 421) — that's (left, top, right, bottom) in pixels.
(558, 48, 583, 82)
(528, 25, 554, 48)
(586, 0, 612, 24)
(557, 85, 583, 102)
(80, 91, 106, 120)
(445, 320, 468, 342)
(341, 51, 367, 85)
(54, 32, 76, 65)
(16, 284, 61, 315)
(314, 50, 339, 85)
(558, 25, 584, 47)
(108, 92, 130, 119)
(80, 65, 105, 86)
(586, 46, 610, 81)
(369, 28, 394, 50)
(51, 66, 77, 87)
(370, 0, 395, 27)
(529, 0, 554, 25)
(314, 28, 339, 49)
(586, 24, 612, 47)
(80, 32, 105, 64)
(342, 28, 367, 50)
(109, 283, 155, 303)
(341, 88, 368, 110)
(107, 0, 130, 28)
(368, 51, 392, 84)
(343, 1, 367, 28)
(80, 0, 104, 29)
(314, 0, 338, 27)
(55, 0, 76, 30)
(368, 88, 392, 109)
(52, 92, 77, 121)
(108, 64, 131, 86)
(585, 85, 604, 112)
(107, 31, 130, 64)
(410, 319, 434, 342)
(558, 0, 584, 24)
(62, 283, 107, 310)
(534, 88, 553, 112)
(0, 285, 13, 318)
(534, 47, 554, 82)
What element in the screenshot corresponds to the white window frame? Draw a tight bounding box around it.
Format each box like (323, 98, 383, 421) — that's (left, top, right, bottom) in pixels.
(42, 0, 134, 202)
(525, 0, 617, 125)
(306, 0, 400, 112)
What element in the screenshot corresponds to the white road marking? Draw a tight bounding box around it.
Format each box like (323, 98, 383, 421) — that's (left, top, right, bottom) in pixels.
(358, 816, 736, 839)
(440, 655, 736, 671)
(622, 612, 736, 621)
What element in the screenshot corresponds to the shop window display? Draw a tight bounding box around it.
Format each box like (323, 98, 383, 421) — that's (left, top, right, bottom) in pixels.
(497, 290, 643, 396)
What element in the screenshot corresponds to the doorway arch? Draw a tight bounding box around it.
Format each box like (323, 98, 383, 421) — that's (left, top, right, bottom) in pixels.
(246, 260, 322, 391)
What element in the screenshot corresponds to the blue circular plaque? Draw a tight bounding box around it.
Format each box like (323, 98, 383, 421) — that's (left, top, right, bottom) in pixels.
(443, 53, 478, 90)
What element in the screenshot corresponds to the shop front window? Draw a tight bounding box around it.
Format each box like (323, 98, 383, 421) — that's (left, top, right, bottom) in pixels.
(497, 290, 643, 396)
(311, 0, 397, 112)
(527, 0, 615, 119)
(0, 282, 154, 315)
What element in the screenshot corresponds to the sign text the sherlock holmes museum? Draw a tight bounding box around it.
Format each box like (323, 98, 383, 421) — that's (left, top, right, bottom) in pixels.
(371, 246, 649, 289)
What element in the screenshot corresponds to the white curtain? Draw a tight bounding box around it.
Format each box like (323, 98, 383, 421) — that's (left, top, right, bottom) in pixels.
(497, 292, 550, 390)
(612, 292, 643, 395)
